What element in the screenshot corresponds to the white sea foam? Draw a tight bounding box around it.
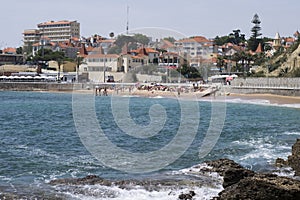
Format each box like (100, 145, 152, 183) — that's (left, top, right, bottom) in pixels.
(59, 184, 222, 200)
(224, 98, 271, 106)
(283, 131, 300, 136)
(231, 137, 292, 168)
(151, 96, 164, 99)
(215, 97, 300, 109)
(273, 167, 295, 178)
(54, 163, 224, 200)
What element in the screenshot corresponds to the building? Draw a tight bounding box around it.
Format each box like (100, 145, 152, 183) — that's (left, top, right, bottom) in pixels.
(37, 20, 80, 43)
(173, 36, 214, 67)
(23, 20, 80, 52)
(23, 29, 41, 52)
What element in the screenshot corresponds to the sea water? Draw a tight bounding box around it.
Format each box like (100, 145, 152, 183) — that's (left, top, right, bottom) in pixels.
(0, 91, 299, 199)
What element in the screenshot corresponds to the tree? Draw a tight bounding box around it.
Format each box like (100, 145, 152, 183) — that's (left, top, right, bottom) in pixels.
(251, 14, 262, 39)
(178, 65, 202, 80)
(163, 37, 176, 43)
(214, 30, 245, 46)
(133, 33, 150, 45)
(115, 35, 136, 48)
(214, 35, 230, 46)
(16, 47, 23, 54)
(248, 14, 262, 51)
(107, 46, 122, 54)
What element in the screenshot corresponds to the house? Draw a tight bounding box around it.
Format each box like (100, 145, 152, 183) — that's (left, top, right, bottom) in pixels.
(2, 47, 17, 54)
(174, 36, 214, 59)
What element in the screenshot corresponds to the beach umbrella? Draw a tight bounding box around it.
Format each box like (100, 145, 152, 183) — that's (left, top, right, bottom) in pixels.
(226, 76, 233, 81)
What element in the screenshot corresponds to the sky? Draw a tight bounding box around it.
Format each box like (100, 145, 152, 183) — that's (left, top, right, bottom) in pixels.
(1, 0, 299, 48)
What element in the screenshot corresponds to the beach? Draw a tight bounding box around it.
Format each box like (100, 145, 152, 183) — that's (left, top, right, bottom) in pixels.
(95, 87, 300, 106)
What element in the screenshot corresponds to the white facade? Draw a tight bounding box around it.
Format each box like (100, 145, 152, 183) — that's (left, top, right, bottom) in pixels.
(37, 20, 80, 43)
(174, 36, 214, 59)
(80, 54, 120, 73)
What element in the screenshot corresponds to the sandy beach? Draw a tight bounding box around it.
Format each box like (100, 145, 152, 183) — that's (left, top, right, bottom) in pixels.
(88, 88, 300, 106)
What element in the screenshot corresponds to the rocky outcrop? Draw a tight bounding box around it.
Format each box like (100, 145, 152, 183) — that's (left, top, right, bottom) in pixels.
(287, 138, 300, 176)
(205, 158, 255, 188)
(217, 173, 300, 200)
(276, 138, 300, 176)
(212, 139, 300, 200)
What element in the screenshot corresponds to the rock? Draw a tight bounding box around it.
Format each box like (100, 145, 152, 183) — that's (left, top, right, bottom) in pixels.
(275, 157, 288, 167)
(218, 173, 300, 200)
(205, 158, 255, 188)
(287, 138, 300, 176)
(178, 191, 196, 200)
(49, 175, 112, 186)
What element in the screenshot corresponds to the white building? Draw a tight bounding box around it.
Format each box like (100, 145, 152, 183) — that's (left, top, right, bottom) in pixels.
(37, 20, 80, 43)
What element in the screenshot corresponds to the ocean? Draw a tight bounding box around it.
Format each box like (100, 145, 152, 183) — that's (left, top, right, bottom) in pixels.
(0, 91, 299, 199)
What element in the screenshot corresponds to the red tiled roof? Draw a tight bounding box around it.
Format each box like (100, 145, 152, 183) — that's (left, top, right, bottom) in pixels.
(176, 36, 210, 44)
(3, 47, 16, 54)
(145, 48, 158, 53)
(255, 43, 262, 53)
(285, 37, 295, 43)
(99, 39, 115, 43)
(86, 54, 119, 59)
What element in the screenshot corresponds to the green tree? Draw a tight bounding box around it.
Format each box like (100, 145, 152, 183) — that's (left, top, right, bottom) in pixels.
(214, 35, 230, 46)
(163, 37, 176, 43)
(16, 47, 23, 54)
(107, 46, 122, 54)
(248, 14, 262, 51)
(178, 65, 202, 80)
(251, 14, 262, 39)
(133, 33, 150, 45)
(115, 35, 136, 48)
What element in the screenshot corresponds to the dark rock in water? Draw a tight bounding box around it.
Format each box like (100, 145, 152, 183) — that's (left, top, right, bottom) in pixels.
(205, 158, 255, 188)
(50, 175, 112, 186)
(218, 173, 300, 200)
(287, 138, 300, 176)
(178, 190, 196, 200)
(210, 140, 300, 200)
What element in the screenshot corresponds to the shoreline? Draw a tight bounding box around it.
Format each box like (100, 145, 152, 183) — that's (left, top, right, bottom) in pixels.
(1, 83, 300, 106)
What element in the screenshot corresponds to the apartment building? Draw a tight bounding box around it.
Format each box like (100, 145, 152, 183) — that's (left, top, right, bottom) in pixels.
(37, 20, 80, 43)
(23, 29, 41, 52)
(174, 36, 214, 67)
(23, 20, 80, 52)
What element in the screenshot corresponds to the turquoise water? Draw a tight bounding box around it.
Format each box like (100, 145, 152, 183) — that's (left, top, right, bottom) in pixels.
(0, 91, 299, 199)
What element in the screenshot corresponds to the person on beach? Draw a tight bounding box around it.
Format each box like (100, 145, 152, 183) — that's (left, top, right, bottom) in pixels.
(103, 87, 108, 96)
(177, 87, 181, 96)
(95, 86, 100, 96)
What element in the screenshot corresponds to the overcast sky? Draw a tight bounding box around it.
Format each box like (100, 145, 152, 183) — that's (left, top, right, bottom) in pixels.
(1, 0, 299, 48)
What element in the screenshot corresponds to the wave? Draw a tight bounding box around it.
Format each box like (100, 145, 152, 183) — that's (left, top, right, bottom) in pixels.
(49, 163, 224, 200)
(283, 131, 300, 136)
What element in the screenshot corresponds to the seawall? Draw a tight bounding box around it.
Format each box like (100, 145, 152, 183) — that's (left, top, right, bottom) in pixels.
(227, 77, 300, 96)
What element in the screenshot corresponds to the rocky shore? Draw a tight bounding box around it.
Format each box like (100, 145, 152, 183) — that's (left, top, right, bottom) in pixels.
(2, 139, 300, 199)
(49, 139, 300, 200)
(46, 157, 300, 200)
(207, 159, 300, 200)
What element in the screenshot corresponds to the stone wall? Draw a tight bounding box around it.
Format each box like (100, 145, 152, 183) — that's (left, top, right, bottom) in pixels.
(231, 77, 300, 88)
(0, 82, 76, 91)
